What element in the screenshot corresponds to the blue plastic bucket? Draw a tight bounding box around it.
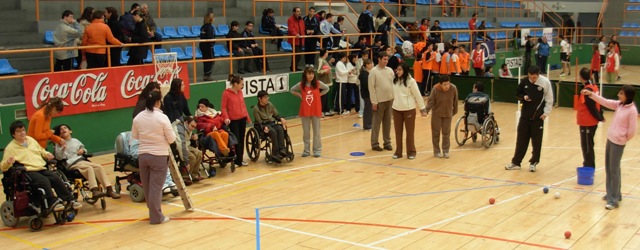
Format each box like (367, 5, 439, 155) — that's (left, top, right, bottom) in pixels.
(577, 167, 595, 185)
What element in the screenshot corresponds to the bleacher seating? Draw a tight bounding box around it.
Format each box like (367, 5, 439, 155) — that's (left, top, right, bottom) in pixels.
(44, 31, 54, 44)
(144, 50, 153, 63)
(281, 41, 293, 52)
(192, 26, 201, 37)
(500, 22, 543, 28)
(170, 47, 191, 60)
(178, 26, 198, 38)
(120, 51, 129, 65)
(416, 0, 437, 4)
(259, 24, 270, 35)
(163, 26, 184, 38)
(156, 27, 169, 39)
(478, 1, 521, 8)
(185, 47, 203, 59)
(0, 59, 18, 75)
(155, 48, 168, 54)
(215, 25, 229, 37)
(213, 44, 230, 57)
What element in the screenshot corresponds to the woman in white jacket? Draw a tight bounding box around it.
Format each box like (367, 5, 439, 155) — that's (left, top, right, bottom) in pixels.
(346, 54, 360, 115)
(392, 63, 427, 159)
(334, 52, 350, 114)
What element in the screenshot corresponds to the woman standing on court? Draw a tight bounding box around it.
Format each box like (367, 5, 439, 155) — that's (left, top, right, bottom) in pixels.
(132, 91, 176, 224)
(425, 75, 458, 159)
(290, 67, 330, 157)
(582, 85, 637, 210)
(391, 63, 427, 160)
(163, 78, 192, 123)
(222, 74, 251, 167)
(200, 12, 215, 81)
(28, 97, 66, 149)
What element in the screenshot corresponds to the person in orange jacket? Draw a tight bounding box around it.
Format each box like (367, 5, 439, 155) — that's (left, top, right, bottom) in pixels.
(28, 97, 66, 149)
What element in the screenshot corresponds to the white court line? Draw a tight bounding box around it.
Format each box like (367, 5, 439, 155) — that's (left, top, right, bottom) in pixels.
(365, 167, 598, 247)
(166, 203, 386, 250)
(624, 184, 640, 191)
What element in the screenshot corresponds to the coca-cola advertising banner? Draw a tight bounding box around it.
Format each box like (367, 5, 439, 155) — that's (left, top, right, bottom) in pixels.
(23, 64, 190, 118)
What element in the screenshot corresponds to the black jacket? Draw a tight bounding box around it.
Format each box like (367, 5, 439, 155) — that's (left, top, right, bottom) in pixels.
(359, 69, 370, 99)
(162, 93, 192, 122)
(516, 78, 547, 120)
(241, 29, 257, 48)
(303, 15, 319, 35)
(226, 30, 243, 51)
(199, 23, 215, 47)
(107, 17, 126, 43)
(128, 20, 150, 59)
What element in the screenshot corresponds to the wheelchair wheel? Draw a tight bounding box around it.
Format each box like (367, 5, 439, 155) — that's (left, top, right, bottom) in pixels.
(1, 201, 19, 227)
(285, 135, 294, 162)
(481, 118, 496, 148)
(454, 116, 468, 146)
(245, 128, 261, 162)
(129, 184, 145, 202)
(100, 198, 106, 210)
(29, 216, 43, 232)
(114, 182, 121, 195)
(264, 136, 274, 164)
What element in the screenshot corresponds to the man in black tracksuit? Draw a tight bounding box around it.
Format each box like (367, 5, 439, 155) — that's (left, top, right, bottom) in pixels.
(303, 7, 320, 67)
(506, 66, 554, 172)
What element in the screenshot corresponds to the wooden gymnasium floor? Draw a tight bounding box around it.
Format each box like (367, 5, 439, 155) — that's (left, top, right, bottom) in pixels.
(2, 101, 640, 250)
(523, 63, 640, 86)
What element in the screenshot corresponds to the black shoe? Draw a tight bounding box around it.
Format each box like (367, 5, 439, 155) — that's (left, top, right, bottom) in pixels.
(272, 155, 282, 164)
(238, 69, 246, 74)
(384, 145, 393, 151)
(245, 69, 253, 73)
(372, 146, 383, 151)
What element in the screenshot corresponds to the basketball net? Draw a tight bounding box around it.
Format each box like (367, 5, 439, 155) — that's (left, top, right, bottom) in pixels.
(153, 52, 178, 86)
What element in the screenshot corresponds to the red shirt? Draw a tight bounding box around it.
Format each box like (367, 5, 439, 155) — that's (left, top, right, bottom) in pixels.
(606, 53, 616, 73)
(590, 51, 600, 71)
(469, 18, 476, 31)
(221, 88, 251, 122)
(577, 83, 601, 126)
(299, 84, 322, 117)
(287, 15, 306, 46)
(472, 49, 484, 69)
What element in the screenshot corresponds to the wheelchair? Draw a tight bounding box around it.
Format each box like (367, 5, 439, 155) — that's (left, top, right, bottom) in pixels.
(54, 154, 107, 210)
(113, 132, 179, 203)
(245, 122, 294, 164)
(197, 128, 238, 175)
(1, 162, 78, 231)
(454, 112, 500, 148)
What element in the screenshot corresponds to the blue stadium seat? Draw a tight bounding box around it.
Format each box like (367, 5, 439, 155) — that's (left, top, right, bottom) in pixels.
(0, 59, 18, 75)
(459, 34, 470, 42)
(498, 31, 506, 39)
(622, 23, 631, 28)
(478, 1, 486, 7)
(156, 27, 169, 39)
(44, 31, 54, 44)
(627, 5, 635, 11)
(486, 2, 496, 8)
(178, 26, 198, 38)
(170, 47, 191, 60)
(192, 26, 201, 37)
(259, 24, 270, 35)
(635, 5, 640, 10)
(281, 41, 293, 52)
(457, 22, 466, 29)
(504, 2, 512, 8)
(120, 51, 129, 65)
(185, 47, 203, 59)
(395, 37, 403, 45)
(416, 0, 430, 5)
(143, 50, 153, 63)
(513, 2, 521, 8)
(636, 31, 640, 37)
(632, 23, 640, 28)
(213, 44, 230, 57)
(215, 24, 230, 36)
(155, 48, 168, 54)
(164, 26, 184, 38)
(497, 2, 504, 8)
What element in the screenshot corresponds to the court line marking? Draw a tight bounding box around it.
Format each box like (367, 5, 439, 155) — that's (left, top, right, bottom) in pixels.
(165, 203, 386, 250)
(365, 168, 595, 247)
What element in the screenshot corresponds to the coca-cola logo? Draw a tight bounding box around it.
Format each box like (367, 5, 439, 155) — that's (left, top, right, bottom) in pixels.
(120, 65, 183, 99)
(32, 72, 108, 109)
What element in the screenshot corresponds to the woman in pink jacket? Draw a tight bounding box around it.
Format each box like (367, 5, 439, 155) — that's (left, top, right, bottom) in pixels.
(582, 85, 637, 210)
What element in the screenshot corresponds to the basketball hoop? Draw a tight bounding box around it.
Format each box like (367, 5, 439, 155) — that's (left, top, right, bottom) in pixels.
(153, 52, 178, 85)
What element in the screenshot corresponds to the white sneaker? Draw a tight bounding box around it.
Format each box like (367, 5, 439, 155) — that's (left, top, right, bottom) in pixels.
(559, 73, 566, 77)
(162, 216, 171, 223)
(443, 153, 450, 159)
(70, 201, 83, 209)
(529, 163, 537, 172)
(505, 163, 521, 170)
(358, 114, 363, 118)
(434, 152, 442, 158)
(342, 111, 350, 115)
(53, 203, 65, 212)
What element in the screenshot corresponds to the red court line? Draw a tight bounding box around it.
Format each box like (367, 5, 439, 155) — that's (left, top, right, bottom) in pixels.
(0, 216, 564, 249)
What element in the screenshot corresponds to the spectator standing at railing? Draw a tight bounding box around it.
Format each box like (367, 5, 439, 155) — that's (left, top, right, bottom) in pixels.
(53, 10, 82, 71)
(477, 21, 493, 41)
(524, 35, 534, 75)
(374, 10, 387, 31)
(319, 13, 343, 49)
(227, 21, 254, 74)
(105, 7, 126, 67)
(449, 0, 463, 18)
(419, 18, 430, 42)
(76, 7, 93, 69)
(82, 10, 124, 68)
(333, 16, 345, 49)
(200, 12, 215, 81)
(303, 7, 320, 68)
(512, 24, 521, 54)
(288, 7, 305, 72)
(431, 20, 443, 43)
(242, 21, 270, 72)
(261, 8, 284, 51)
(377, 18, 394, 47)
(140, 4, 162, 48)
(127, 11, 149, 65)
(468, 13, 477, 45)
(120, 4, 140, 40)
(357, 5, 375, 44)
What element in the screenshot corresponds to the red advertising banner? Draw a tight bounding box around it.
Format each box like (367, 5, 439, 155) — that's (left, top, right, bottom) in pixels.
(23, 63, 190, 118)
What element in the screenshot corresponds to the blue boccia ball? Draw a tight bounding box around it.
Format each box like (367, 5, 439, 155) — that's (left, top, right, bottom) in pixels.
(543, 187, 549, 194)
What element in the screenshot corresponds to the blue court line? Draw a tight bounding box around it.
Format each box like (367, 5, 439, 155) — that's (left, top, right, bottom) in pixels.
(257, 183, 521, 210)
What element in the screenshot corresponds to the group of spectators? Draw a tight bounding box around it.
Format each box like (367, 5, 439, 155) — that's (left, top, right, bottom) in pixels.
(53, 3, 163, 70)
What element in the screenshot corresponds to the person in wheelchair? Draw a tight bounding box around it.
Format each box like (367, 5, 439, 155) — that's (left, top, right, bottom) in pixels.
(53, 124, 120, 199)
(463, 81, 491, 129)
(253, 90, 289, 163)
(1, 121, 82, 212)
(195, 98, 231, 156)
(172, 116, 204, 184)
